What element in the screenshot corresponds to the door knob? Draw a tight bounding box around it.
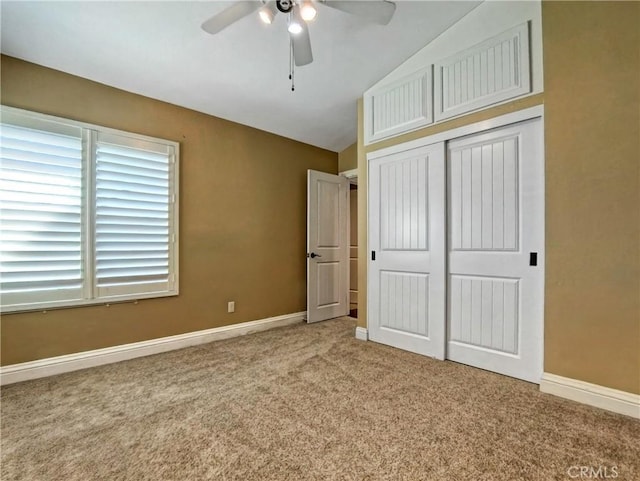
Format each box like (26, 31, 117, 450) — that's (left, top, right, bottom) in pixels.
(309, 252, 322, 259)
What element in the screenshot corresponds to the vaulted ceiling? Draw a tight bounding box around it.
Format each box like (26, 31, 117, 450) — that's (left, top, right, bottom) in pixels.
(1, 1, 481, 151)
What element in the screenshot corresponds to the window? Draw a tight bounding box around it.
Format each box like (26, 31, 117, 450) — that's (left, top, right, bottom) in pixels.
(0, 107, 179, 312)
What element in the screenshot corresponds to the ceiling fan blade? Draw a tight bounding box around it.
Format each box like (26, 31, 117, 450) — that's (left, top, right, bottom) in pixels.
(290, 9, 313, 66)
(322, 1, 396, 25)
(201, 1, 262, 35)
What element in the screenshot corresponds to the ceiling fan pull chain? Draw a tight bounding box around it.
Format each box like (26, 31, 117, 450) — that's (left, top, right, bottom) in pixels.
(289, 36, 295, 92)
(289, 36, 292, 80)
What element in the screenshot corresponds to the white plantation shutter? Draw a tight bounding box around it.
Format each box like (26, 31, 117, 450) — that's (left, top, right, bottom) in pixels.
(0, 107, 179, 312)
(95, 133, 176, 298)
(0, 121, 84, 308)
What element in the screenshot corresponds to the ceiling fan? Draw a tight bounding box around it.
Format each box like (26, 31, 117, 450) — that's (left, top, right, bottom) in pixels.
(201, 1, 397, 68)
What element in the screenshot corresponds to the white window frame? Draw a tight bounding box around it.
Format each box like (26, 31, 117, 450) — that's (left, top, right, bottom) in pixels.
(0, 105, 179, 313)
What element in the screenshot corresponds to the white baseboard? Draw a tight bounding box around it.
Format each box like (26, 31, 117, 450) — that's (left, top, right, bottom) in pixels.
(540, 373, 640, 419)
(0, 311, 306, 386)
(355, 326, 368, 341)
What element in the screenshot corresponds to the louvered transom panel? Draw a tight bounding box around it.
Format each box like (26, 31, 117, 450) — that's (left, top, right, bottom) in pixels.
(95, 140, 171, 288)
(450, 135, 519, 251)
(449, 275, 519, 354)
(0, 123, 83, 297)
(442, 40, 516, 108)
(380, 271, 429, 336)
(374, 76, 425, 133)
(380, 155, 429, 251)
(365, 68, 433, 144)
(435, 23, 530, 121)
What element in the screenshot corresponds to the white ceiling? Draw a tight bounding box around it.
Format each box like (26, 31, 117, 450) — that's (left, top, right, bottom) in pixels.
(1, 1, 480, 152)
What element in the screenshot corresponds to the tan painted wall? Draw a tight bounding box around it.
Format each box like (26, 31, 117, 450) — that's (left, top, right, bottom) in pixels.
(0, 56, 338, 366)
(338, 142, 357, 172)
(357, 2, 640, 394)
(542, 1, 640, 394)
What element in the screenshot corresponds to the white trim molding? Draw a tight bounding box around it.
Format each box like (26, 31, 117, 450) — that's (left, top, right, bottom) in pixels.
(367, 105, 544, 161)
(355, 326, 368, 341)
(540, 373, 640, 419)
(340, 168, 358, 179)
(0, 311, 306, 386)
(340, 168, 358, 185)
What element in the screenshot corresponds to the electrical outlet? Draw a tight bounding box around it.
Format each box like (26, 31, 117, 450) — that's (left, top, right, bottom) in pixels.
(227, 301, 235, 313)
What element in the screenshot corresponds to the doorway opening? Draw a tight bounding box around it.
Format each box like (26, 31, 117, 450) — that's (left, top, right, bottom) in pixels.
(349, 183, 358, 318)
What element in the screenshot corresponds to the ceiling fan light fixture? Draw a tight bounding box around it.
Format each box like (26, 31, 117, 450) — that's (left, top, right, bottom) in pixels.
(300, 2, 317, 21)
(259, 1, 278, 24)
(287, 21, 303, 34)
(287, 5, 304, 35)
(259, 8, 273, 24)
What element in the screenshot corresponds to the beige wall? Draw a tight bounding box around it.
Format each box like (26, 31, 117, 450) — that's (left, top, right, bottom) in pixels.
(357, 2, 639, 394)
(542, 1, 639, 394)
(338, 142, 357, 172)
(0, 56, 337, 366)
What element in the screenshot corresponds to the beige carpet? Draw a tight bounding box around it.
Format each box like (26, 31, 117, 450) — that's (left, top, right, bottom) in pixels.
(2, 317, 639, 480)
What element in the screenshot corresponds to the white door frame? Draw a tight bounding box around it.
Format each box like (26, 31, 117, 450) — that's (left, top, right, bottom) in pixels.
(339, 170, 358, 317)
(366, 104, 545, 379)
(339, 168, 358, 185)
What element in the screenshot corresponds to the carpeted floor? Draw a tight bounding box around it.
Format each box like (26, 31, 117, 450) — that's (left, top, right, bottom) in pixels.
(1, 317, 639, 480)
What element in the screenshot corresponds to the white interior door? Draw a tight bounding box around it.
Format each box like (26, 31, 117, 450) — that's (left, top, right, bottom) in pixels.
(307, 170, 349, 323)
(368, 143, 446, 359)
(447, 119, 544, 383)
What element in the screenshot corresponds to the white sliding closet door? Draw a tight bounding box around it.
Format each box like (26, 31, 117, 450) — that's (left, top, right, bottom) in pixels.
(447, 119, 544, 383)
(368, 143, 446, 359)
